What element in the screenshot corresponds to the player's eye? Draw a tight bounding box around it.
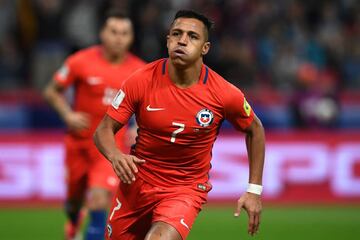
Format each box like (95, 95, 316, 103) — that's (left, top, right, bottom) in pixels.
(121, 30, 130, 36)
(172, 31, 180, 36)
(189, 34, 199, 40)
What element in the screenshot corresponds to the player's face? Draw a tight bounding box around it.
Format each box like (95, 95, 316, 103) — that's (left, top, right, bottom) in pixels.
(101, 18, 133, 57)
(167, 18, 210, 67)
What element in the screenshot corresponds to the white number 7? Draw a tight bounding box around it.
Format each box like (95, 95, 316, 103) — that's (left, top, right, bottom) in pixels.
(171, 122, 185, 143)
(109, 198, 122, 221)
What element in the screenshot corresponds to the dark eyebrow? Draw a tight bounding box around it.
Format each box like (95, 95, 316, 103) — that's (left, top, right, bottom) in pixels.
(171, 28, 201, 37)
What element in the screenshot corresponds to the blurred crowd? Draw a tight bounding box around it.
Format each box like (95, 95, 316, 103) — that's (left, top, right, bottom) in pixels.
(0, 0, 359, 128)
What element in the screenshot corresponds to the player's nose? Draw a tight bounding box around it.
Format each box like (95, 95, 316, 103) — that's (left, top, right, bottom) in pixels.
(178, 33, 188, 46)
(114, 37, 124, 46)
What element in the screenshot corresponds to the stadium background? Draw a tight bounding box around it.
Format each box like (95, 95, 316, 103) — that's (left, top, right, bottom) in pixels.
(0, 0, 359, 239)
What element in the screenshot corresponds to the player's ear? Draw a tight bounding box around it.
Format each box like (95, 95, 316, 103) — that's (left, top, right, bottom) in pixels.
(128, 30, 134, 45)
(127, 21, 135, 45)
(166, 35, 170, 49)
(99, 28, 105, 42)
(201, 42, 210, 56)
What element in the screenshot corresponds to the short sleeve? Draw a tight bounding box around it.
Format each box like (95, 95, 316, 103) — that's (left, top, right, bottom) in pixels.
(107, 72, 144, 125)
(223, 83, 254, 131)
(53, 55, 79, 88)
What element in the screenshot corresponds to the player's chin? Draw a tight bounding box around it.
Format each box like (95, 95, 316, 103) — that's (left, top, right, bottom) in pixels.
(109, 47, 125, 56)
(170, 55, 190, 68)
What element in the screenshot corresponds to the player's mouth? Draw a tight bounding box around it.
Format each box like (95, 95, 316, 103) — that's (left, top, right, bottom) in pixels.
(174, 48, 186, 56)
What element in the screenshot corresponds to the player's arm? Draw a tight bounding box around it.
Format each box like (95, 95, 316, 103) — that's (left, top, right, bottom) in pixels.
(234, 114, 265, 236)
(223, 83, 265, 236)
(43, 79, 90, 131)
(244, 114, 265, 187)
(94, 114, 145, 184)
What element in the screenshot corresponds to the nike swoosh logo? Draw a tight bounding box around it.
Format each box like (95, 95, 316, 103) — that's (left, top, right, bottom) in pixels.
(180, 218, 189, 230)
(87, 76, 102, 85)
(146, 105, 165, 111)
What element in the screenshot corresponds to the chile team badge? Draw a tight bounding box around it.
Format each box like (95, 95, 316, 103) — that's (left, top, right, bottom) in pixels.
(196, 109, 214, 127)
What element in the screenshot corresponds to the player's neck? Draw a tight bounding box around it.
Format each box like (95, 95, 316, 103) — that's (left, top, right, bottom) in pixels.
(102, 49, 126, 64)
(168, 60, 203, 88)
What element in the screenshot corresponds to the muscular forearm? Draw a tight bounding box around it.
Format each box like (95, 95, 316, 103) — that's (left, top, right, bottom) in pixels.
(236, 118, 264, 236)
(93, 116, 123, 162)
(94, 115, 144, 184)
(246, 116, 265, 185)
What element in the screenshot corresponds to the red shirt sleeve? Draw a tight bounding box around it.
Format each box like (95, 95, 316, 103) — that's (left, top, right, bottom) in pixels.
(107, 71, 145, 124)
(223, 82, 254, 131)
(53, 54, 80, 88)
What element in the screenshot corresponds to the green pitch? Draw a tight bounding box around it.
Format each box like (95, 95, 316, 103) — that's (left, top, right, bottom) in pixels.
(0, 205, 359, 240)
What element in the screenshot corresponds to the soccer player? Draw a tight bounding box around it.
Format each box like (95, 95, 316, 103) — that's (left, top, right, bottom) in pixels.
(94, 10, 265, 240)
(43, 10, 145, 240)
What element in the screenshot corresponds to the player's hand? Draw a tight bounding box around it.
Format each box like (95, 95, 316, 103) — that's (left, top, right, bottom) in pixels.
(234, 192, 262, 236)
(110, 153, 146, 184)
(64, 111, 90, 131)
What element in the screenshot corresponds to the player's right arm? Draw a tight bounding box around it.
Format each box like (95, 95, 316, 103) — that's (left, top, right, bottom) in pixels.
(43, 55, 90, 132)
(94, 68, 147, 184)
(43, 80, 90, 131)
(94, 114, 145, 184)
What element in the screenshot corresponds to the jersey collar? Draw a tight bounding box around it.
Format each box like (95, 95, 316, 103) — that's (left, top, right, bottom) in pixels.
(162, 58, 209, 85)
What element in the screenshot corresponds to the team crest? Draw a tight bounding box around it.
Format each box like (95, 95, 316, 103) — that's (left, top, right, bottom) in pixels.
(196, 109, 214, 127)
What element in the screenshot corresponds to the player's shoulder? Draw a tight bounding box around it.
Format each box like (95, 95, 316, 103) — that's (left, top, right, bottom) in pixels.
(206, 66, 225, 82)
(123, 58, 164, 86)
(206, 66, 240, 90)
(205, 66, 245, 105)
(66, 45, 100, 64)
(143, 58, 165, 71)
(128, 58, 164, 79)
(126, 53, 147, 67)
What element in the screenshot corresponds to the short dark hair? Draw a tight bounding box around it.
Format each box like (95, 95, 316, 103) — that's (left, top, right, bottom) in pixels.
(172, 10, 214, 40)
(101, 9, 131, 28)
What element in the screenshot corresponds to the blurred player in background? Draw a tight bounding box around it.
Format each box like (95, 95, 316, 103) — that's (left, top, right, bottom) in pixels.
(94, 10, 265, 240)
(43, 10, 145, 240)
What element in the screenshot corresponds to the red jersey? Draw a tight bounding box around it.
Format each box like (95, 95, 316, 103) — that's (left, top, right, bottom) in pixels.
(54, 45, 145, 139)
(107, 59, 254, 187)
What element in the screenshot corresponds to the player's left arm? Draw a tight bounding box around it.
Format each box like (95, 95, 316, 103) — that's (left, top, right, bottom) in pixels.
(222, 82, 265, 236)
(234, 114, 265, 236)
